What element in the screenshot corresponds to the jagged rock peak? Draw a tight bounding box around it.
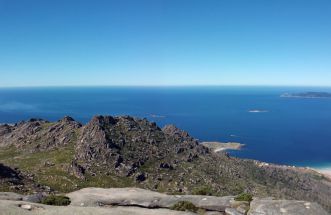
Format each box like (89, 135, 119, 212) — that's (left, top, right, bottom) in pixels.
(163, 124, 187, 135)
(15, 118, 48, 126)
(0, 116, 82, 150)
(28, 118, 48, 123)
(59, 116, 75, 122)
(87, 115, 161, 132)
(57, 116, 82, 128)
(0, 124, 13, 136)
(162, 124, 195, 142)
(89, 115, 118, 127)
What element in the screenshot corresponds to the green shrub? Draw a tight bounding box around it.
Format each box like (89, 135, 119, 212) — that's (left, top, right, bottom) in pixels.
(41, 195, 71, 206)
(170, 201, 198, 212)
(234, 193, 253, 202)
(192, 186, 214, 196)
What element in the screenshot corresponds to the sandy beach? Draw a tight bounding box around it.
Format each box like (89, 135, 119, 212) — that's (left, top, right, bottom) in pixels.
(200, 141, 245, 152)
(313, 167, 331, 179)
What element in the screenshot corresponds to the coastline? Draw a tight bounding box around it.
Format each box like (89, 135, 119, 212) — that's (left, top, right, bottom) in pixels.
(292, 162, 331, 179)
(312, 167, 331, 179)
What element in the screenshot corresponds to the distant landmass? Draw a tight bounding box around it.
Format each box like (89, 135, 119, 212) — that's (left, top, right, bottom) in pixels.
(281, 92, 331, 98)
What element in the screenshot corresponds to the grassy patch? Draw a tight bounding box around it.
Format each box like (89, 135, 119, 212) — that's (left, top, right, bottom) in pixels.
(170, 201, 199, 212)
(0, 146, 20, 160)
(0, 141, 138, 193)
(192, 185, 214, 196)
(40, 122, 56, 129)
(235, 193, 253, 202)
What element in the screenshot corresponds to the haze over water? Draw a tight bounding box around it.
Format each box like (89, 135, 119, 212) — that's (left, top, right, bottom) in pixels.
(1, 86, 331, 169)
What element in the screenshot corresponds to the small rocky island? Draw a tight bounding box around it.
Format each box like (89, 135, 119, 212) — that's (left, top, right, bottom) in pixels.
(0, 115, 331, 214)
(281, 92, 331, 98)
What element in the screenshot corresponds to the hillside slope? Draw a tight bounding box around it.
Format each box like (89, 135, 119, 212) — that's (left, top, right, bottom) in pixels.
(0, 115, 331, 212)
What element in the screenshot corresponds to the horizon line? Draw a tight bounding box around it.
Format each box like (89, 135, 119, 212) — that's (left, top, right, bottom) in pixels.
(1, 84, 331, 88)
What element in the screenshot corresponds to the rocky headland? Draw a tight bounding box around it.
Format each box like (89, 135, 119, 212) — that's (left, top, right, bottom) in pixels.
(1, 115, 331, 214)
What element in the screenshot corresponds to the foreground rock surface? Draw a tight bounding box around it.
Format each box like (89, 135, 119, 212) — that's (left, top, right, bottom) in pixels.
(67, 187, 235, 212)
(0, 192, 24, 201)
(0, 200, 194, 215)
(67, 188, 329, 214)
(0, 188, 329, 215)
(248, 199, 329, 215)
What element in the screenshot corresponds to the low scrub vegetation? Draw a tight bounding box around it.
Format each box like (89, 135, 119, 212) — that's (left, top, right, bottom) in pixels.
(170, 201, 199, 212)
(192, 185, 214, 196)
(235, 193, 253, 202)
(41, 195, 71, 206)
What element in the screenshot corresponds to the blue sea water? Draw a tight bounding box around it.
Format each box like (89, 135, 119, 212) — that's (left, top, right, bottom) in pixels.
(1, 86, 331, 168)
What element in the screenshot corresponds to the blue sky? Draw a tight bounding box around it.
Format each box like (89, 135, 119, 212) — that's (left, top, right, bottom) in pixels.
(0, 0, 330, 87)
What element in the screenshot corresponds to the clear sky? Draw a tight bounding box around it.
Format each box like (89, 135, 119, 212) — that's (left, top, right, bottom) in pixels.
(0, 0, 331, 87)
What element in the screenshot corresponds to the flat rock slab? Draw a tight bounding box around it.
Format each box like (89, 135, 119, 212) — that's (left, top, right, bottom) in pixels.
(248, 199, 329, 215)
(0, 192, 24, 201)
(204, 212, 224, 215)
(225, 207, 243, 215)
(67, 187, 235, 212)
(0, 200, 195, 215)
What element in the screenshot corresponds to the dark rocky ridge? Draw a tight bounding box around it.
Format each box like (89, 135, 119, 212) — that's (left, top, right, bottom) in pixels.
(0, 163, 51, 194)
(0, 115, 331, 212)
(0, 116, 81, 151)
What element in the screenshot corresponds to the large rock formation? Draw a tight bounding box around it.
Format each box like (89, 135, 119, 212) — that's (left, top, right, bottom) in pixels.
(67, 187, 235, 212)
(0, 115, 331, 213)
(0, 188, 328, 215)
(75, 115, 207, 178)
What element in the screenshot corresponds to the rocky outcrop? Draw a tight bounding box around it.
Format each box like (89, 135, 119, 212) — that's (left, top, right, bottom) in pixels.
(0, 117, 81, 151)
(41, 116, 82, 149)
(75, 116, 207, 177)
(0, 124, 12, 136)
(0, 163, 22, 182)
(70, 160, 85, 179)
(0, 163, 27, 193)
(75, 115, 121, 168)
(0, 119, 48, 148)
(162, 124, 195, 142)
(0, 163, 52, 194)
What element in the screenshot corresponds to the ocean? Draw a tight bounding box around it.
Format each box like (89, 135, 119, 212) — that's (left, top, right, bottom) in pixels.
(1, 86, 331, 169)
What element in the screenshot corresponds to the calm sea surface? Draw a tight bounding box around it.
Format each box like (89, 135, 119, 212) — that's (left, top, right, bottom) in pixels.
(1, 86, 331, 168)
